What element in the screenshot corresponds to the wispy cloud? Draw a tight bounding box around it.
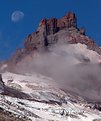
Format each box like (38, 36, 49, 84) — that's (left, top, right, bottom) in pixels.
(14, 43, 101, 101)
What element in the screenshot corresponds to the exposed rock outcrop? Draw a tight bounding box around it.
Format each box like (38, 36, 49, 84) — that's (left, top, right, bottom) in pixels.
(24, 12, 77, 52)
(24, 12, 101, 54)
(57, 12, 77, 29)
(37, 12, 77, 35)
(7, 11, 101, 65)
(0, 74, 4, 92)
(38, 18, 58, 35)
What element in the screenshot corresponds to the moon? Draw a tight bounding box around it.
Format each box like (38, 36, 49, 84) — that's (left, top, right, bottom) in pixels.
(11, 11, 24, 22)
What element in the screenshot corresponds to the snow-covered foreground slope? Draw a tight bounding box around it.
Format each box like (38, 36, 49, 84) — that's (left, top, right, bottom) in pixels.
(0, 72, 101, 121)
(0, 94, 101, 121)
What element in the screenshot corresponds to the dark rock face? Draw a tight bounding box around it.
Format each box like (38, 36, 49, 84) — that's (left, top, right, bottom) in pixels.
(93, 119, 101, 121)
(24, 12, 77, 50)
(79, 28, 85, 35)
(24, 12, 101, 54)
(57, 12, 77, 29)
(93, 103, 101, 111)
(0, 74, 4, 84)
(38, 18, 58, 35)
(0, 74, 4, 92)
(24, 12, 77, 52)
(37, 12, 77, 35)
(0, 110, 25, 121)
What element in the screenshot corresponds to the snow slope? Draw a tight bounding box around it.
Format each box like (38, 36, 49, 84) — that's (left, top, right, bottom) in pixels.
(0, 94, 101, 121)
(2, 72, 65, 101)
(0, 71, 101, 121)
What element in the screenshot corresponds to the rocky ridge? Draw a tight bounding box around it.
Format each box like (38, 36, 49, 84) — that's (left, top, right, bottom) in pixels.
(24, 12, 100, 53)
(8, 12, 101, 65)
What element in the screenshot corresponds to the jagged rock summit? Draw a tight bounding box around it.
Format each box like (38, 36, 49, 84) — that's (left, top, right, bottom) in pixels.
(24, 12, 78, 51)
(37, 12, 77, 34)
(4, 12, 101, 65)
(24, 12, 101, 54)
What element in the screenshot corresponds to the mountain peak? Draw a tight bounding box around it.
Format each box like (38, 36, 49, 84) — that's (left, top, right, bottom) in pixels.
(57, 12, 77, 29)
(24, 12, 84, 52)
(5, 12, 101, 65)
(37, 12, 77, 35)
(23, 12, 101, 55)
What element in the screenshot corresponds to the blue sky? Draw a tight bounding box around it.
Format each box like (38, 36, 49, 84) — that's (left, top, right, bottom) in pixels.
(0, 0, 101, 60)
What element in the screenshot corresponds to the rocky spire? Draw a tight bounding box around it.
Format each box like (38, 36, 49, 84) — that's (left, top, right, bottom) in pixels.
(37, 12, 77, 35)
(57, 12, 77, 29)
(23, 11, 101, 55)
(7, 11, 101, 65)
